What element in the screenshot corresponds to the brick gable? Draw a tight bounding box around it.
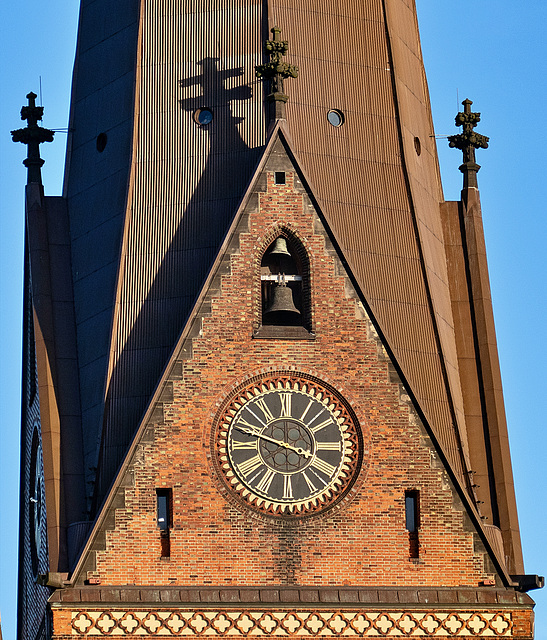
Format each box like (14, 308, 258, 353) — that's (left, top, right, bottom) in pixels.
(71, 132, 499, 593)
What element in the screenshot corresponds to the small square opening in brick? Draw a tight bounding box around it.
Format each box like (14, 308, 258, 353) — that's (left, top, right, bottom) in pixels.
(274, 172, 286, 185)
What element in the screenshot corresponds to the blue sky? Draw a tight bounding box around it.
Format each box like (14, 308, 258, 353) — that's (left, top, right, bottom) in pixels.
(1, 2, 545, 638)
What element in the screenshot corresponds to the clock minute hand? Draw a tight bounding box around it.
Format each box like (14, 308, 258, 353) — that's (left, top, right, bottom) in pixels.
(234, 425, 311, 458)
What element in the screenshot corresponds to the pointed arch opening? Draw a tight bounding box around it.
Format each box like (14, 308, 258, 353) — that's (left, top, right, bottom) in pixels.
(254, 231, 314, 339)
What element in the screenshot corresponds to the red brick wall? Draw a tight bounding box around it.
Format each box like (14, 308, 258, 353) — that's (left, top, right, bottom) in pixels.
(89, 166, 492, 589)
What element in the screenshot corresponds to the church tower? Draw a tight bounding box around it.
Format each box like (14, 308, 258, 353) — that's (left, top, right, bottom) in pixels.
(15, 1, 542, 638)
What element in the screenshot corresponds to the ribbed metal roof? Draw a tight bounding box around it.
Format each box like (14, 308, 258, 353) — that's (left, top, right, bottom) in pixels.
(271, 0, 469, 485)
(94, 0, 268, 504)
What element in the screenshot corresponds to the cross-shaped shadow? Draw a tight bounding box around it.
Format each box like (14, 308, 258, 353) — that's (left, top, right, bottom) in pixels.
(179, 56, 252, 115)
(92, 57, 265, 510)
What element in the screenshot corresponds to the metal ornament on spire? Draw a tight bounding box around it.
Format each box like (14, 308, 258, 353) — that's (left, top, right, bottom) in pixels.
(11, 92, 55, 185)
(448, 99, 489, 190)
(256, 26, 298, 120)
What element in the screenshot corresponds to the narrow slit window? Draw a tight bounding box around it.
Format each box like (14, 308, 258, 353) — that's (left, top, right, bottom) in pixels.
(405, 490, 420, 558)
(156, 488, 172, 558)
(157, 489, 172, 530)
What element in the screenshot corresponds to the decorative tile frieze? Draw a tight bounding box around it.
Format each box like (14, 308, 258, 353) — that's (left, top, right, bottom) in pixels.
(71, 608, 514, 636)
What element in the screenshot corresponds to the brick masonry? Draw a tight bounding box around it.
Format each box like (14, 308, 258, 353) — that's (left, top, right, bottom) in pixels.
(56, 137, 534, 637)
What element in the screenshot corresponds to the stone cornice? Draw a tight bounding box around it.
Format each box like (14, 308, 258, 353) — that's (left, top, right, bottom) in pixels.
(50, 586, 533, 608)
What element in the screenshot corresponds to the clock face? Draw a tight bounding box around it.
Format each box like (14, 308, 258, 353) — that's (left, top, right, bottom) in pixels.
(214, 374, 361, 516)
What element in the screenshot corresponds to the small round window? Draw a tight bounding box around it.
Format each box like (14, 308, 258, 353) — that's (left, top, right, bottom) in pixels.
(194, 108, 213, 126)
(327, 109, 344, 127)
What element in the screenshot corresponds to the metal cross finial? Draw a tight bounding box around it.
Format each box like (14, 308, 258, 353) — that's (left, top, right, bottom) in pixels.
(448, 99, 489, 189)
(11, 92, 55, 185)
(256, 26, 298, 120)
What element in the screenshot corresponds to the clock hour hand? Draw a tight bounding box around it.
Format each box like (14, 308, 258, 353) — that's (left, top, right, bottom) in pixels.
(284, 443, 312, 458)
(234, 425, 312, 458)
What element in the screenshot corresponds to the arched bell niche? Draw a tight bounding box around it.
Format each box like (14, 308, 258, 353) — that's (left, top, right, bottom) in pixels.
(255, 233, 313, 339)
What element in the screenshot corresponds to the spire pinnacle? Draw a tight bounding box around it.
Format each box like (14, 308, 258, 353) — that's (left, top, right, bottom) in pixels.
(256, 27, 298, 121)
(448, 99, 489, 190)
(11, 92, 54, 185)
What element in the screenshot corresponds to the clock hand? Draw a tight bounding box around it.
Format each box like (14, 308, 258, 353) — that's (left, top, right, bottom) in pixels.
(234, 425, 295, 449)
(234, 425, 312, 458)
(285, 443, 312, 458)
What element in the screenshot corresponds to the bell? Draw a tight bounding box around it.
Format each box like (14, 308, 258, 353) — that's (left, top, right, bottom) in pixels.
(268, 237, 291, 257)
(264, 282, 301, 319)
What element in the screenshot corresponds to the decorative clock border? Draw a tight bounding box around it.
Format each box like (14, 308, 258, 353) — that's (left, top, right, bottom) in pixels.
(210, 371, 366, 519)
(70, 608, 514, 636)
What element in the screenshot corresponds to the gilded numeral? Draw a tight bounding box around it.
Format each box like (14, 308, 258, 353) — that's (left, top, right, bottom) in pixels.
(279, 393, 292, 418)
(300, 399, 314, 422)
(283, 475, 293, 499)
(316, 441, 342, 451)
(254, 397, 275, 423)
(246, 407, 267, 427)
(237, 455, 263, 478)
(236, 417, 261, 432)
(256, 468, 276, 493)
(302, 471, 318, 493)
(231, 439, 257, 451)
(309, 418, 334, 434)
(311, 457, 337, 477)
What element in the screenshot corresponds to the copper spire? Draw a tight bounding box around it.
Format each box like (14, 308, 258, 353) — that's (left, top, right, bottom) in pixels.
(448, 99, 489, 190)
(11, 92, 54, 185)
(256, 27, 298, 121)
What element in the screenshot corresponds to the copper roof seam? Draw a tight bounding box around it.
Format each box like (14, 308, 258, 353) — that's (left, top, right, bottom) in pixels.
(382, 0, 471, 496)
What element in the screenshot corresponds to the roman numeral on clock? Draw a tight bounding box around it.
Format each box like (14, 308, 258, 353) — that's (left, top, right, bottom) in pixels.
(254, 398, 275, 423)
(300, 399, 313, 422)
(279, 393, 292, 417)
(302, 471, 318, 493)
(283, 475, 293, 499)
(231, 439, 257, 450)
(311, 456, 337, 477)
(236, 417, 260, 432)
(309, 418, 334, 434)
(237, 455, 263, 478)
(256, 468, 276, 493)
(316, 441, 342, 451)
